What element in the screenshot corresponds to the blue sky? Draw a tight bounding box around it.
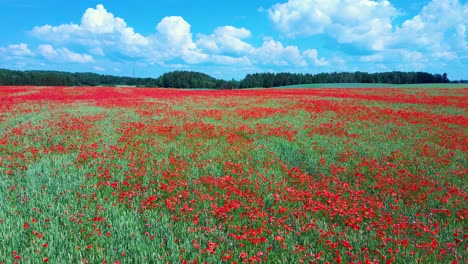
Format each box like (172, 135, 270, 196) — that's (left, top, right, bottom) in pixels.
(0, 0, 467, 80)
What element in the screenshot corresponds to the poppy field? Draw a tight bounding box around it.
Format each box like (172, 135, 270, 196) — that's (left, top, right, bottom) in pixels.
(0, 86, 467, 263)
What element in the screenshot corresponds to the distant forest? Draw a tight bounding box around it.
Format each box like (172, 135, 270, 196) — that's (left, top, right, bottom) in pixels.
(0, 68, 460, 89)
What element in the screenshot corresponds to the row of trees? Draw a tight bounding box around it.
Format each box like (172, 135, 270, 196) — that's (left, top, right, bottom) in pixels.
(0, 69, 237, 88)
(0, 69, 160, 87)
(239, 71, 450, 88)
(157, 71, 237, 89)
(0, 68, 452, 89)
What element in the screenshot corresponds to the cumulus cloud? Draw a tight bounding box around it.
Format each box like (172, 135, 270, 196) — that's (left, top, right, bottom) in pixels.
(61, 48, 94, 63)
(32, 24, 83, 43)
(0, 44, 36, 69)
(81, 4, 119, 34)
(268, 0, 468, 70)
(268, 0, 398, 50)
(209, 55, 252, 65)
(395, 50, 429, 70)
(20, 4, 332, 71)
(267, 0, 467, 53)
(394, 0, 467, 53)
(32, 8, 209, 64)
(38, 44, 94, 63)
(303, 49, 329, 66)
(8, 43, 34, 56)
(252, 40, 307, 66)
(0, 43, 34, 57)
(32, 4, 148, 54)
(197, 26, 253, 54)
(155, 16, 208, 63)
(28, 4, 329, 69)
(37, 44, 58, 60)
(157, 16, 196, 51)
(372, 0, 467, 70)
(1, 1, 466, 77)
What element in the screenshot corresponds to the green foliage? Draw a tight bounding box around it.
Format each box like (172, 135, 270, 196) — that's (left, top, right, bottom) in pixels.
(1, 87, 467, 263)
(157, 71, 239, 89)
(0, 68, 457, 88)
(240, 71, 453, 88)
(0, 69, 162, 87)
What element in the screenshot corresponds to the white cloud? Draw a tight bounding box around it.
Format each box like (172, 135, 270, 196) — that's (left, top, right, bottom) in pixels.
(209, 55, 252, 65)
(32, 4, 148, 55)
(0, 1, 465, 78)
(61, 48, 94, 63)
(31, 8, 210, 64)
(196, 36, 218, 52)
(0, 43, 34, 57)
(252, 40, 307, 66)
(380, 0, 467, 71)
(38, 44, 93, 63)
(267, 0, 467, 54)
(9, 43, 34, 56)
(156, 16, 196, 51)
(154, 16, 208, 63)
(32, 24, 83, 43)
(303, 49, 328, 66)
(394, 0, 467, 54)
(268, 0, 398, 50)
(21, 4, 332, 71)
(28, 4, 327, 68)
(37, 44, 58, 60)
(197, 26, 253, 54)
(81, 4, 118, 34)
(268, 0, 332, 36)
(0, 44, 35, 69)
(155, 16, 209, 64)
(396, 50, 428, 70)
(267, 0, 468, 71)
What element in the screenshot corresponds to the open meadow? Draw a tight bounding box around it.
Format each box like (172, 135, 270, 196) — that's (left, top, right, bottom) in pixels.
(0, 85, 467, 263)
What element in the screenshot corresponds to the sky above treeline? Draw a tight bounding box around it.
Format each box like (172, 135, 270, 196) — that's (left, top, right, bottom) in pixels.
(0, 0, 467, 80)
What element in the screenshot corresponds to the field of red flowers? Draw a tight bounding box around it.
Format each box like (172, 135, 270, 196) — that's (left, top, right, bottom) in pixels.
(0, 86, 467, 263)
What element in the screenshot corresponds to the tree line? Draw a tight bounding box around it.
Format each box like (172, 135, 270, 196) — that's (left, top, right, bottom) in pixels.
(0, 68, 454, 89)
(239, 71, 451, 88)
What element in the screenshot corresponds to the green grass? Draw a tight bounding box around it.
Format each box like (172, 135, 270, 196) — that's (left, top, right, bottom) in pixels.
(275, 83, 468, 88)
(1, 86, 467, 263)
